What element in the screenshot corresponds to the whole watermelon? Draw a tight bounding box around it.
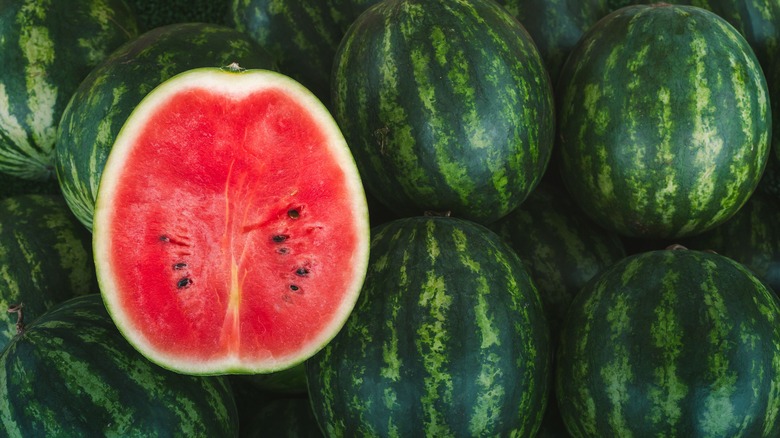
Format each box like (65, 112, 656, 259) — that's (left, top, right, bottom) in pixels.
(54, 22, 276, 230)
(306, 216, 551, 436)
(331, 0, 555, 224)
(556, 246, 780, 436)
(0, 194, 96, 350)
(0, 294, 239, 436)
(0, 0, 138, 181)
(556, 4, 770, 238)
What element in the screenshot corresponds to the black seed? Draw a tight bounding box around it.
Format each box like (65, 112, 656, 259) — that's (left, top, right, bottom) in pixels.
(272, 234, 289, 243)
(173, 263, 187, 270)
(295, 267, 309, 276)
(177, 277, 192, 289)
(288, 209, 300, 219)
(290, 285, 299, 291)
(159, 235, 170, 242)
(277, 247, 289, 254)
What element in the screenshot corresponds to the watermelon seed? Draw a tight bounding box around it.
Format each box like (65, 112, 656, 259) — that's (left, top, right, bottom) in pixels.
(290, 285, 303, 294)
(173, 263, 187, 270)
(277, 247, 290, 254)
(295, 267, 309, 276)
(272, 234, 289, 243)
(160, 235, 170, 242)
(288, 209, 300, 219)
(177, 277, 192, 289)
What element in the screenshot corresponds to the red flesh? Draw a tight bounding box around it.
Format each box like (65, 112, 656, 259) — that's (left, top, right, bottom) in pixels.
(108, 87, 361, 362)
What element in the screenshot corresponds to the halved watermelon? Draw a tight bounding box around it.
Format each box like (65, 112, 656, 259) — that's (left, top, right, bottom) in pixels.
(92, 65, 370, 375)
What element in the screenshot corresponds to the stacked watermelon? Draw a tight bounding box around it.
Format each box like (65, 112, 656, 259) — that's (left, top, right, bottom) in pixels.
(2, 0, 780, 436)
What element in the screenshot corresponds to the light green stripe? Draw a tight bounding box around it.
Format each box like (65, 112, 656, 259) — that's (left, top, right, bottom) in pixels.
(699, 258, 737, 435)
(19, 0, 57, 152)
(601, 292, 633, 437)
(416, 269, 452, 436)
(648, 269, 687, 431)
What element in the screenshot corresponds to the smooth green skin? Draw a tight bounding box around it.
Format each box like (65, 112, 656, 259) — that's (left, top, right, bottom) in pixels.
(680, 191, 780, 293)
(556, 248, 780, 437)
(229, 0, 343, 105)
(332, 0, 555, 225)
(489, 182, 626, 340)
(0, 194, 97, 351)
(0, 0, 138, 181)
(306, 216, 551, 437)
(0, 294, 239, 437)
(54, 23, 276, 230)
(557, 4, 770, 239)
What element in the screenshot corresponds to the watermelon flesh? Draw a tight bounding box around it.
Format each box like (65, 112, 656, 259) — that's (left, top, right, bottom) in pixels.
(93, 66, 370, 375)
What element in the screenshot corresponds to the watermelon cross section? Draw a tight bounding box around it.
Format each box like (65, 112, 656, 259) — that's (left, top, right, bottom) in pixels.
(92, 66, 370, 375)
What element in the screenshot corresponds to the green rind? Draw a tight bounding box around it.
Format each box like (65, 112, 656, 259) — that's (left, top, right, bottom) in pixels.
(556, 248, 780, 437)
(0, 294, 239, 436)
(332, 0, 555, 224)
(0, 194, 96, 351)
(306, 216, 551, 436)
(240, 397, 323, 438)
(228, 0, 344, 105)
(0, 0, 138, 181)
(557, 4, 770, 238)
(54, 22, 276, 230)
(489, 182, 626, 339)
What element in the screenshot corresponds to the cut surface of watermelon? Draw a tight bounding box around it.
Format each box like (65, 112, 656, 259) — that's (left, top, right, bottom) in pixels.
(92, 66, 370, 375)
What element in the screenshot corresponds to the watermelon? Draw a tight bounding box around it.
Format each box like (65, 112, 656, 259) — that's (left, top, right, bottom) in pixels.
(305, 216, 550, 436)
(331, 0, 555, 224)
(556, 4, 770, 239)
(0, 194, 96, 350)
(92, 66, 370, 375)
(0, 0, 138, 181)
(556, 246, 780, 436)
(54, 22, 277, 230)
(489, 182, 626, 338)
(0, 294, 239, 436)
(228, 0, 344, 105)
(499, 0, 610, 81)
(679, 191, 780, 292)
(0, 171, 60, 199)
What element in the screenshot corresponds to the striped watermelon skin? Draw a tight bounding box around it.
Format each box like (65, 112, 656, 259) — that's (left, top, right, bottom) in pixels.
(332, 0, 555, 224)
(0, 194, 96, 350)
(556, 4, 770, 239)
(54, 23, 276, 230)
(556, 248, 780, 437)
(228, 0, 344, 105)
(306, 216, 550, 437)
(0, 294, 239, 436)
(0, 0, 138, 181)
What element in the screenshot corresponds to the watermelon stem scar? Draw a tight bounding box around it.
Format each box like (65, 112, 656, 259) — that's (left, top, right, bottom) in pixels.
(7, 303, 24, 335)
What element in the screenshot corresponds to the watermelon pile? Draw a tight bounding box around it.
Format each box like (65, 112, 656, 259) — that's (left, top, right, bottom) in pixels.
(2, 0, 780, 436)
